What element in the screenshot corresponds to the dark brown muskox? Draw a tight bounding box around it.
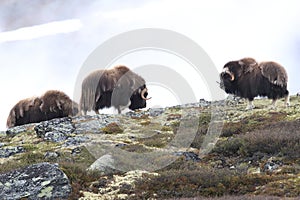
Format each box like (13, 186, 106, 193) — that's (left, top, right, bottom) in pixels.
(80, 65, 151, 115)
(6, 90, 78, 128)
(220, 57, 289, 109)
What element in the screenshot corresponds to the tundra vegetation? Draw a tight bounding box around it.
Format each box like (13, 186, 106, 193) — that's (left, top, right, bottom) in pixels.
(0, 95, 299, 199)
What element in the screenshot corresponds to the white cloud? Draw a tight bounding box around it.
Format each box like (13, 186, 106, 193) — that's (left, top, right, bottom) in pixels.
(0, 19, 82, 42)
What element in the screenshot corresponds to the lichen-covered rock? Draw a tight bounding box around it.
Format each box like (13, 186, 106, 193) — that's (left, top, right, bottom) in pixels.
(73, 114, 120, 134)
(6, 123, 35, 136)
(87, 154, 116, 173)
(0, 146, 24, 158)
(0, 162, 71, 199)
(35, 117, 75, 143)
(63, 135, 90, 147)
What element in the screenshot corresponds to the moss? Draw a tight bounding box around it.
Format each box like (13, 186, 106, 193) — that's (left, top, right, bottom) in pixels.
(161, 126, 173, 132)
(140, 120, 151, 126)
(212, 137, 243, 157)
(121, 144, 151, 153)
(22, 144, 39, 151)
(102, 123, 123, 134)
(198, 112, 212, 126)
(138, 133, 173, 148)
(0, 151, 45, 174)
(60, 161, 105, 199)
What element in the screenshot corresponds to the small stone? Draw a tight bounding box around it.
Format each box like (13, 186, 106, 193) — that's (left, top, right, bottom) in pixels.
(263, 159, 282, 173)
(44, 151, 60, 160)
(0, 146, 24, 158)
(44, 131, 67, 142)
(174, 151, 201, 162)
(64, 136, 90, 147)
(149, 108, 164, 117)
(115, 143, 127, 148)
(71, 147, 82, 155)
(199, 98, 211, 107)
(88, 154, 116, 174)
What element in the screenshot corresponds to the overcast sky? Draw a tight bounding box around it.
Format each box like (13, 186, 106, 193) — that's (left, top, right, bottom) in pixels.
(0, 0, 300, 130)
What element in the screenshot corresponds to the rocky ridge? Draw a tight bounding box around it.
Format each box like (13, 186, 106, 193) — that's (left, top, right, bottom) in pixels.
(0, 96, 299, 199)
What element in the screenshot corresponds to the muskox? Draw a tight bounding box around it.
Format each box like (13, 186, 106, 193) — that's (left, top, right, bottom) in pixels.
(6, 90, 78, 128)
(220, 57, 289, 109)
(80, 65, 151, 115)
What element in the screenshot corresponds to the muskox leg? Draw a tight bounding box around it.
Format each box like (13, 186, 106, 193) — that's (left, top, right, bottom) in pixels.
(95, 110, 99, 115)
(118, 108, 122, 114)
(284, 94, 290, 107)
(284, 91, 290, 107)
(270, 99, 277, 110)
(246, 99, 255, 110)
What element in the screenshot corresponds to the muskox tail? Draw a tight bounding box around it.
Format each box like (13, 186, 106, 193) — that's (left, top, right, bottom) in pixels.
(80, 70, 102, 115)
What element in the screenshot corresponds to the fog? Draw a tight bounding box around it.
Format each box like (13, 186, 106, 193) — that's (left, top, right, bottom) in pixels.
(0, 0, 299, 130)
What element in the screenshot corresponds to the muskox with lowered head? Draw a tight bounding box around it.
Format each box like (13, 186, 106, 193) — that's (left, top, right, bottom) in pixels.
(220, 57, 289, 109)
(80, 65, 151, 115)
(6, 90, 79, 128)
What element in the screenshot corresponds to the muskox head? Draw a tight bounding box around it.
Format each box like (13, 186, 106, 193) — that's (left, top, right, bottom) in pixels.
(111, 67, 151, 112)
(129, 85, 150, 110)
(220, 57, 258, 93)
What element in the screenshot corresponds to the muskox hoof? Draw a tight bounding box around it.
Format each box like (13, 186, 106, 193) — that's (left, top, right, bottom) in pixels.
(245, 105, 255, 110)
(268, 105, 277, 110)
(285, 102, 290, 107)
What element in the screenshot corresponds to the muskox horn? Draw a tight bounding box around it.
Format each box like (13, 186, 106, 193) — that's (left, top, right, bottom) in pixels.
(222, 67, 235, 81)
(141, 88, 151, 100)
(229, 73, 235, 81)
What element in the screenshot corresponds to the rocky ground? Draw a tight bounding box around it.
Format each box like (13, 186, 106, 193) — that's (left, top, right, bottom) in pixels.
(0, 96, 300, 200)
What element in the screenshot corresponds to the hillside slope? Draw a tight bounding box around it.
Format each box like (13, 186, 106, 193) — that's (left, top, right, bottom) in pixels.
(0, 96, 299, 199)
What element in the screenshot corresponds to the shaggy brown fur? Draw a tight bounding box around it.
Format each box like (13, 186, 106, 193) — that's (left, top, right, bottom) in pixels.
(220, 58, 289, 109)
(80, 65, 150, 115)
(6, 90, 78, 128)
(259, 61, 288, 88)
